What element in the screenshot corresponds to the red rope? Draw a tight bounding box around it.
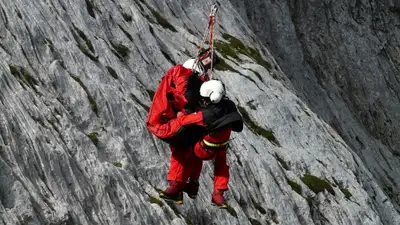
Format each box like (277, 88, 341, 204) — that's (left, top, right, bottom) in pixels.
(209, 15, 216, 79)
(194, 4, 218, 79)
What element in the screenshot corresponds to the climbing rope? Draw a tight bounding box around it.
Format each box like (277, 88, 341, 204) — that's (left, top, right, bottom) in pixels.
(208, 4, 217, 79)
(193, 3, 218, 80)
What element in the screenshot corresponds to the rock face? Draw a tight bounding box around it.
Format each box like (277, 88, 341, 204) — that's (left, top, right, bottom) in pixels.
(0, 0, 399, 224)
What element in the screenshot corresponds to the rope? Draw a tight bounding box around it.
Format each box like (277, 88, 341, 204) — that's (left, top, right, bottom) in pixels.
(193, 4, 218, 79)
(208, 5, 217, 79)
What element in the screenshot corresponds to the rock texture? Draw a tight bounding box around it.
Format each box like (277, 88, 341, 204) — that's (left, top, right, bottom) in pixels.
(0, 0, 399, 224)
(230, 0, 400, 219)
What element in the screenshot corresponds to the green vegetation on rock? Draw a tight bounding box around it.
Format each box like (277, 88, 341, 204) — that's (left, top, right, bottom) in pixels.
(149, 195, 164, 207)
(237, 106, 280, 146)
(45, 38, 54, 52)
(301, 174, 335, 195)
(87, 132, 99, 146)
(70, 75, 98, 115)
(226, 205, 238, 218)
(214, 33, 272, 71)
(111, 42, 130, 59)
(287, 179, 302, 195)
(8, 64, 40, 93)
(113, 162, 123, 168)
(340, 188, 352, 199)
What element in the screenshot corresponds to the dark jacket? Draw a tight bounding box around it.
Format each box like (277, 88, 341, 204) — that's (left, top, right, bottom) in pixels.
(200, 98, 243, 134)
(165, 98, 243, 148)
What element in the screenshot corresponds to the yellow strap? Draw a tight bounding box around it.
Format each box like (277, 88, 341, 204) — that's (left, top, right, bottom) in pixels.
(203, 139, 229, 147)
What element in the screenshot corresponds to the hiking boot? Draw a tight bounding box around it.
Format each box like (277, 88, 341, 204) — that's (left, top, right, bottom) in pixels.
(159, 181, 185, 204)
(183, 179, 199, 199)
(211, 189, 227, 208)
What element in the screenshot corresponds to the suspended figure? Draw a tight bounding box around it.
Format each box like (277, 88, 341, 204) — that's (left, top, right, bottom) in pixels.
(146, 51, 243, 208)
(146, 3, 242, 208)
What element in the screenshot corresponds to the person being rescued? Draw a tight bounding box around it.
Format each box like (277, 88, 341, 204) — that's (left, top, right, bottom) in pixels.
(159, 79, 243, 208)
(145, 50, 243, 208)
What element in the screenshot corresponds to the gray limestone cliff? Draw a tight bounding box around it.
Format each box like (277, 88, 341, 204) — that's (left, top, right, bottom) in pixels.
(0, 0, 399, 224)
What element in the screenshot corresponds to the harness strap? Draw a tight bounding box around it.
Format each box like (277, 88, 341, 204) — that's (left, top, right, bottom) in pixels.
(203, 139, 228, 148)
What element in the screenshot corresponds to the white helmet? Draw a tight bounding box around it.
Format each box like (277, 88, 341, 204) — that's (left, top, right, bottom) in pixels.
(200, 80, 225, 103)
(182, 58, 203, 73)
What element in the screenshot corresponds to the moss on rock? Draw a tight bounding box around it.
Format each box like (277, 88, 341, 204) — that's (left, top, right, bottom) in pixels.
(287, 179, 302, 195)
(214, 33, 272, 71)
(301, 174, 335, 195)
(149, 195, 164, 207)
(111, 42, 130, 59)
(340, 188, 352, 199)
(87, 132, 99, 146)
(70, 75, 98, 115)
(113, 162, 123, 168)
(237, 106, 280, 146)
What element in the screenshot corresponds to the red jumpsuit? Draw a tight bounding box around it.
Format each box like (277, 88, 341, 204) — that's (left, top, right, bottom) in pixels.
(146, 65, 204, 140)
(147, 64, 234, 193)
(167, 126, 231, 191)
